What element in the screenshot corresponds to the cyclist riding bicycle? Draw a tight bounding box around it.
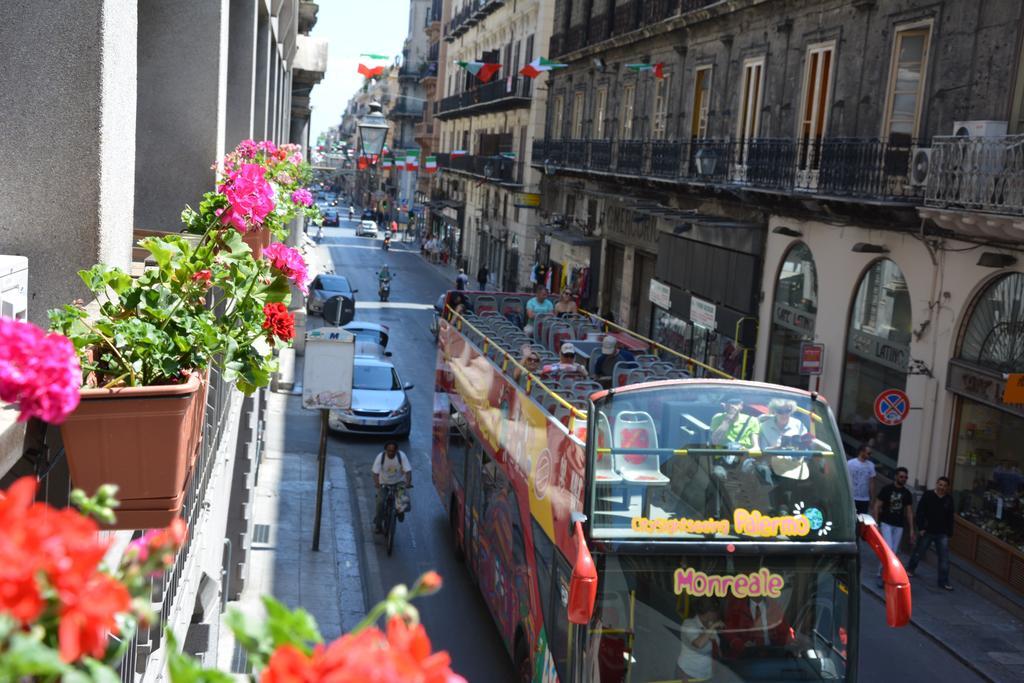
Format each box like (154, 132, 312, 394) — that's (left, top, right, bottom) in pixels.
(372, 441, 412, 533)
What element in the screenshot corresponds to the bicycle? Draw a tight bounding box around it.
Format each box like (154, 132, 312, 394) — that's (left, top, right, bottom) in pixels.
(379, 482, 412, 556)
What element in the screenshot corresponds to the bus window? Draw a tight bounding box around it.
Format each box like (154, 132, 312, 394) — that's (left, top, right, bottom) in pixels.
(448, 406, 467, 487)
(582, 554, 853, 682)
(590, 383, 855, 543)
(532, 521, 570, 682)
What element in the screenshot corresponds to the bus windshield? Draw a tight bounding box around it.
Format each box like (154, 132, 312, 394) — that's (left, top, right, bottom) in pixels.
(582, 554, 853, 682)
(591, 383, 854, 542)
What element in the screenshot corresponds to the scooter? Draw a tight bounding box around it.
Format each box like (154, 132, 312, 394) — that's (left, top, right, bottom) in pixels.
(378, 277, 391, 302)
(382, 234, 391, 251)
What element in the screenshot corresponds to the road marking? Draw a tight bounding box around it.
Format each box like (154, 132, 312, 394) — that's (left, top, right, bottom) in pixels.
(354, 302, 434, 310)
(327, 243, 418, 252)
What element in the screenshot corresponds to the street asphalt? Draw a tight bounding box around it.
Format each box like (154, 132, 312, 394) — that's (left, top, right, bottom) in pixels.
(305, 217, 980, 683)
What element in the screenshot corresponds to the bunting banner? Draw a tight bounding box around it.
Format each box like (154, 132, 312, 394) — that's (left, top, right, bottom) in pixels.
(456, 60, 502, 83)
(405, 152, 419, 171)
(425, 156, 438, 173)
(358, 53, 390, 79)
(625, 62, 666, 79)
(519, 57, 568, 79)
(450, 149, 467, 157)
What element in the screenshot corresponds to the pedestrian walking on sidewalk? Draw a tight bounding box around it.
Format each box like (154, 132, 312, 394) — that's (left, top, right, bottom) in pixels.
(455, 268, 469, 290)
(847, 445, 876, 515)
(872, 466, 915, 587)
(906, 476, 955, 591)
(477, 265, 489, 291)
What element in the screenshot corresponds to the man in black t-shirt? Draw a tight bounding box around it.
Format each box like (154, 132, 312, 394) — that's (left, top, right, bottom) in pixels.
(907, 476, 955, 590)
(872, 466, 915, 587)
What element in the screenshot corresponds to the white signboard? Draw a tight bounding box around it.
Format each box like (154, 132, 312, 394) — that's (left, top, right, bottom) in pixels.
(690, 296, 717, 329)
(648, 279, 671, 310)
(302, 327, 355, 410)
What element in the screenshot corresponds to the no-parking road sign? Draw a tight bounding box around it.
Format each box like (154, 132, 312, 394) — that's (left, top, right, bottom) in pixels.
(874, 389, 910, 426)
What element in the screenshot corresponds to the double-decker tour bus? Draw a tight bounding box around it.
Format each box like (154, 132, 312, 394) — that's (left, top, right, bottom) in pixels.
(432, 291, 911, 682)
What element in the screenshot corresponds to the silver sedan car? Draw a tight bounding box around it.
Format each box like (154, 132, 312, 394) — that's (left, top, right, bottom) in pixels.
(328, 357, 412, 437)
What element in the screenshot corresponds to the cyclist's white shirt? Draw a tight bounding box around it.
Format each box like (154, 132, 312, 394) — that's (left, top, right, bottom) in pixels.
(372, 451, 411, 485)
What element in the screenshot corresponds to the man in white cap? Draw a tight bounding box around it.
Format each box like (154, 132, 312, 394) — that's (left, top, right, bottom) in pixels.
(542, 342, 587, 377)
(593, 334, 635, 378)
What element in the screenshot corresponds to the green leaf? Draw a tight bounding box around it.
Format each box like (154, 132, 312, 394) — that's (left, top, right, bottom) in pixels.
(165, 631, 236, 683)
(261, 596, 322, 652)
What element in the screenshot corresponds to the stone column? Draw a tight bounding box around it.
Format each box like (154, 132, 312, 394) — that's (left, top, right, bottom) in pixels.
(135, 0, 231, 231)
(225, 0, 259, 149)
(0, 0, 137, 325)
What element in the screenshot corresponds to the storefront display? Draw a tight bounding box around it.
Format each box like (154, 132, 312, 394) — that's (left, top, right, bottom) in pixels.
(766, 243, 818, 389)
(837, 259, 912, 475)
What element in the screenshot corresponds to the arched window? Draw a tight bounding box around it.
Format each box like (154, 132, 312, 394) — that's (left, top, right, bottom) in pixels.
(838, 259, 912, 474)
(766, 243, 818, 389)
(959, 273, 1024, 372)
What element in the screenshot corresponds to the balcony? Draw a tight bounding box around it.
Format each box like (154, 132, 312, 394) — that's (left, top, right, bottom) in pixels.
(531, 137, 922, 203)
(439, 152, 520, 184)
(390, 101, 425, 118)
(925, 135, 1024, 216)
(436, 76, 532, 119)
(443, 0, 504, 42)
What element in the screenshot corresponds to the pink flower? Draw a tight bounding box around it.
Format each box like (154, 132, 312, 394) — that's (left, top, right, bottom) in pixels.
(235, 139, 259, 158)
(289, 153, 303, 165)
(275, 172, 295, 186)
(217, 163, 276, 233)
(0, 318, 81, 424)
(258, 140, 278, 155)
(263, 242, 309, 294)
(291, 188, 314, 207)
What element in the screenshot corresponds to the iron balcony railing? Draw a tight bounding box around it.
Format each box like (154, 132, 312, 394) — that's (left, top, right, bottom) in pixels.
(531, 137, 922, 201)
(440, 153, 518, 183)
(390, 101, 425, 118)
(437, 76, 532, 118)
(443, 0, 502, 40)
(925, 134, 1024, 216)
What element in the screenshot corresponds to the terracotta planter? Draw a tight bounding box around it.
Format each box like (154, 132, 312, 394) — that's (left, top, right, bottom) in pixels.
(242, 227, 271, 258)
(186, 370, 210, 472)
(59, 373, 203, 530)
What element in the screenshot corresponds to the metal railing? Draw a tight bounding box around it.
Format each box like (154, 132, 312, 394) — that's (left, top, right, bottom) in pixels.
(440, 153, 518, 183)
(925, 134, 1024, 215)
(437, 76, 531, 117)
(532, 136, 922, 201)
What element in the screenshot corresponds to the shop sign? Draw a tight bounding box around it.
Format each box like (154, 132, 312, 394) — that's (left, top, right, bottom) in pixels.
(874, 388, 910, 426)
(690, 297, 717, 329)
(606, 218, 661, 248)
(847, 329, 910, 372)
(648, 279, 671, 309)
(946, 359, 1024, 419)
(1003, 374, 1024, 405)
(513, 192, 541, 208)
(773, 302, 816, 335)
(799, 342, 825, 376)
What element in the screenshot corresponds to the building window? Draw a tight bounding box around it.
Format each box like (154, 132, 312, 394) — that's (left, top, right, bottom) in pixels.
(594, 87, 608, 139)
(737, 57, 765, 142)
(797, 43, 834, 171)
(620, 84, 635, 139)
(766, 242, 818, 390)
(572, 91, 585, 139)
(882, 25, 932, 144)
(690, 66, 712, 139)
(1012, 41, 1024, 133)
(838, 259, 912, 476)
(552, 94, 564, 139)
(652, 77, 670, 139)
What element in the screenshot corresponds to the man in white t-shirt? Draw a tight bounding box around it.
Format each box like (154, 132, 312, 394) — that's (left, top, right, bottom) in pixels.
(372, 441, 412, 533)
(846, 444, 876, 515)
(678, 599, 724, 681)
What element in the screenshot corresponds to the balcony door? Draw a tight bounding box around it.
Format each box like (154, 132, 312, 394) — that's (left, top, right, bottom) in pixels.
(594, 87, 608, 139)
(797, 43, 834, 183)
(620, 84, 636, 140)
(572, 91, 585, 139)
(690, 65, 712, 140)
(882, 24, 931, 145)
(735, 57, 765, 176)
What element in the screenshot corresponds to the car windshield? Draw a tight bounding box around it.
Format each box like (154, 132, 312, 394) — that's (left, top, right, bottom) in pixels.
(353, 364, 400, 390)
(318, 275, 350, 292)
(580, 554, 852, 682)
(591, 383, 854, 542)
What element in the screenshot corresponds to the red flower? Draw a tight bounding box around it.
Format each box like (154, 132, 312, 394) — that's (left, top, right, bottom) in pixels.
(261, 617, 465, 683)
(57, 572, 131, 662)
(192, 269, 212, 283)
(262, 302, 295, 342)
(414, 571, 443, 596)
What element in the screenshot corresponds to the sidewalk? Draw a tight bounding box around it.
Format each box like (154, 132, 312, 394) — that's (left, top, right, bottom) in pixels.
(860, 544, 1024, 682)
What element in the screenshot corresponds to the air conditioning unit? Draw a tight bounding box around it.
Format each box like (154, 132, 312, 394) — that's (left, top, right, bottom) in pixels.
(908, 146, 933, 187)
(952, 120, 1008, 137)
(0, 255, 28, 321)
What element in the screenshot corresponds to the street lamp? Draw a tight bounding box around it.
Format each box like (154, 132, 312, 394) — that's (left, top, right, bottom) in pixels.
(357, 101, 389, 160)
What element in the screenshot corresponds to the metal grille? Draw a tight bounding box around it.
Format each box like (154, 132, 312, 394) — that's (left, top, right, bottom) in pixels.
(252, 523, 271, 544)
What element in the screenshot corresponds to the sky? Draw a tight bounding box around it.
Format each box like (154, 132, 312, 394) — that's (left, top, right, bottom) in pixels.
(309, 0, 412, 140)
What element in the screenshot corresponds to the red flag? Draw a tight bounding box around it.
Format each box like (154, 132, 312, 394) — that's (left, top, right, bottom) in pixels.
(653, 62, 665, 79)
(476, 63, 501, 83)
(358, 63, 385, 79)
(357, 156, 369, 170)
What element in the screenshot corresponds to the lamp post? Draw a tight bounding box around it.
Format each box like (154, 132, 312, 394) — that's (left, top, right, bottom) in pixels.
(357, 101, 390, 215)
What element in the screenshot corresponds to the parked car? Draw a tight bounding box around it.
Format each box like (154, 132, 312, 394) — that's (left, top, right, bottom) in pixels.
(328, 356, 412, 437)
(357, 220, 379, 237)
(306, 274, 357, 315)
(360, 209, 375, 222)
(322, 208, 339, 226)
(344, 321, 390, 358)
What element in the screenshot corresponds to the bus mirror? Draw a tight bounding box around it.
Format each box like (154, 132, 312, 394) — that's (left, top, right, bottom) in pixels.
(567, 520, 597, 625)
(858, 517, 912, 627)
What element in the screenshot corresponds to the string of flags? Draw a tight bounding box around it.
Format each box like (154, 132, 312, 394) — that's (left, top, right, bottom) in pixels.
(357, 53, 390, 79)
(455, 60, 502, 83)
(625, 62, 666, 79)
(519, 57, 567, 79)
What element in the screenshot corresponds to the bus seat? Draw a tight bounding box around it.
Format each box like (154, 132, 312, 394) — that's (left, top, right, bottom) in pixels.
(634, 354, 660, 367)
(501, 297, 524, 322)
(547, 322, 573, 352)
(665, 368, 692, 379)
(651, 361, 676, 375)
(613, 411, 669, 485)
(594, 412, 621, 483)
(476, 295, 498, 315)
(573, 380, 603, 399)
(534, 313, 554, 342)
(625, 369, 650, 386)
(612, 361, 640, 388)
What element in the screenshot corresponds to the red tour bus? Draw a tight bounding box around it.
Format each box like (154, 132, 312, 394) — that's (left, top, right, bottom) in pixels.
(432, 291, 910, 682)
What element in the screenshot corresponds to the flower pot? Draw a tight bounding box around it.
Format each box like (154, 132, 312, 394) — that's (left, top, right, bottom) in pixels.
(59, 373, 203, 530)
(186, 369, 210, 472)
(242, 227, 271, 258)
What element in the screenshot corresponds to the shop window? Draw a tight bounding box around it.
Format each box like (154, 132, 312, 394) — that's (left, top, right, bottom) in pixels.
(766, 243, 818, 390)
(837, 259, 911, 475)
(651, 308, 748, 379)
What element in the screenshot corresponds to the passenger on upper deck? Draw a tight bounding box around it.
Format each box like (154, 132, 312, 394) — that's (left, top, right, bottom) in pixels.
(523, 285, 553, 334)
(541, 343, 587, 377)
(554, 288, 578, 317)
(710, 397, 772, 486)
(448, 291, 473, 316)
(513, 345, 542, 382)
(758, 398, 809, 449)
(592, 335, 636, 379)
